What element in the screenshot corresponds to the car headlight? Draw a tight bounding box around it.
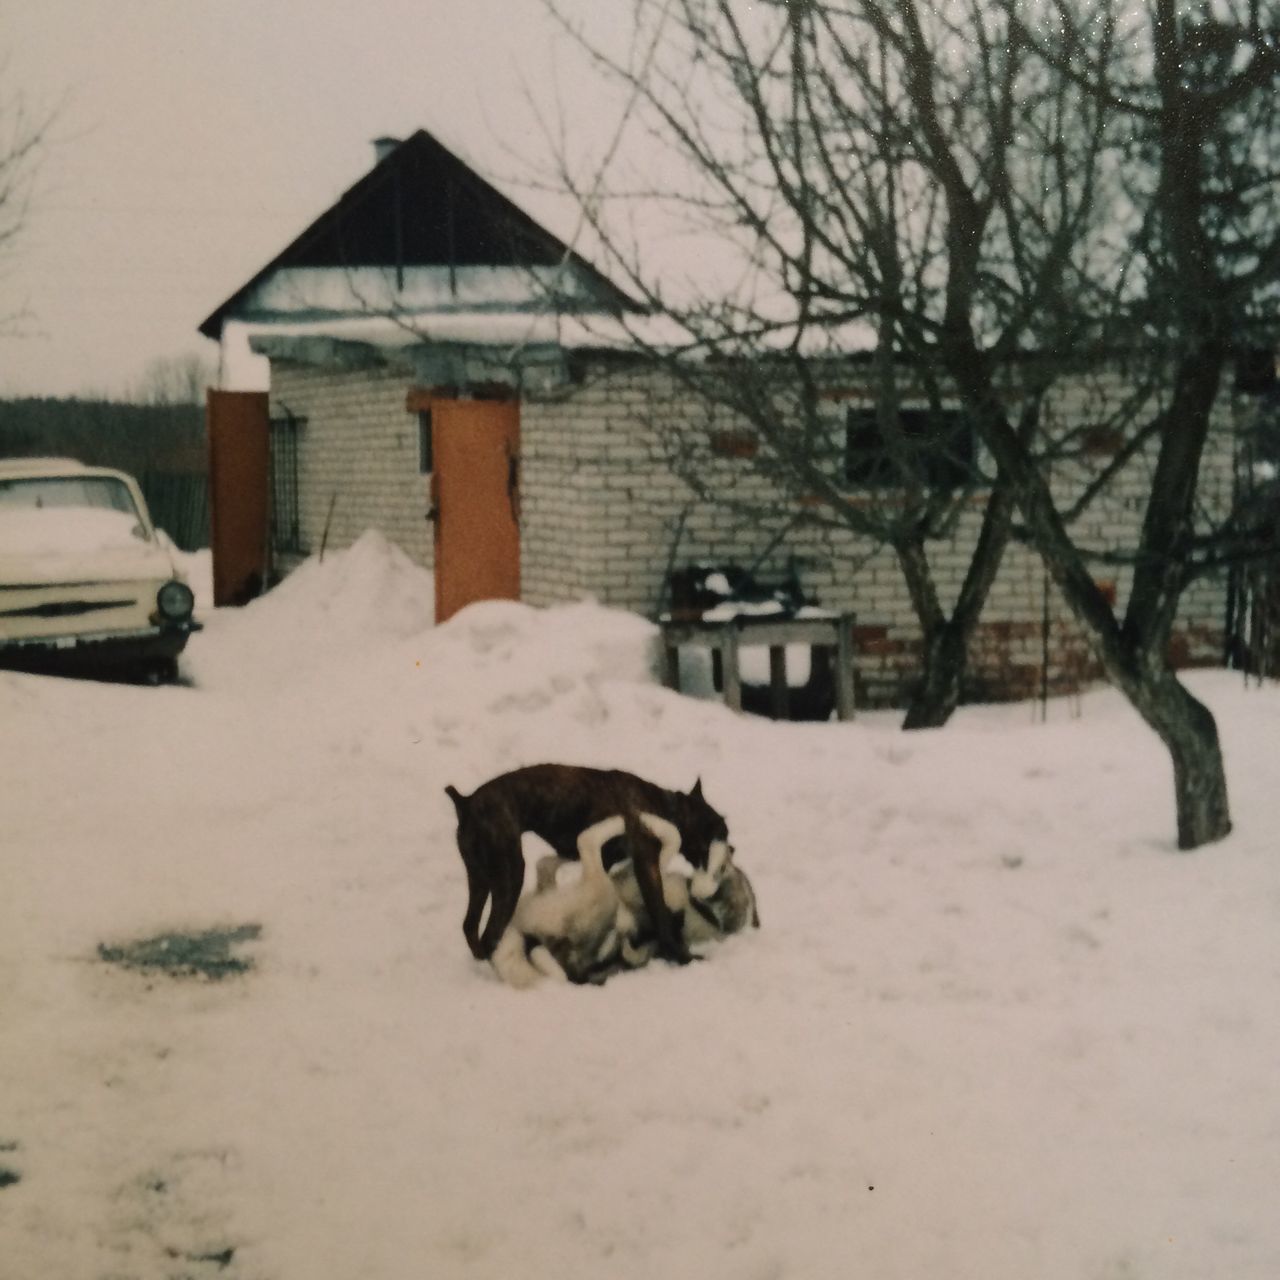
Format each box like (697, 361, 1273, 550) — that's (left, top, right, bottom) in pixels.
(155, 580, 195, 623)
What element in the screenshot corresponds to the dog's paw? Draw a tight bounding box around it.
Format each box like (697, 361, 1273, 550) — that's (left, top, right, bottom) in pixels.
(490, 928, 549, 988)
(620, 934, 655, 969)
(528, 945, 569, 982)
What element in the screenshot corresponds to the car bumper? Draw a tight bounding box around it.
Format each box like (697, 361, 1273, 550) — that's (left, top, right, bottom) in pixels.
(0, 620, 202, 669)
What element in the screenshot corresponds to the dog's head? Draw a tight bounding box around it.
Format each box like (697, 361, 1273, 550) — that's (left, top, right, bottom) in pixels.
(675, 778, 733, 896)
(692, 861, 759, 934)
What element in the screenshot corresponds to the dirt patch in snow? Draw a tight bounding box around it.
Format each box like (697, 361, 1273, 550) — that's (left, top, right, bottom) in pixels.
(97, 924, 262, 980)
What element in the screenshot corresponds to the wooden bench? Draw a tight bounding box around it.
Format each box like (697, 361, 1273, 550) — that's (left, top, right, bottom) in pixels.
(658, 610, 856, 721)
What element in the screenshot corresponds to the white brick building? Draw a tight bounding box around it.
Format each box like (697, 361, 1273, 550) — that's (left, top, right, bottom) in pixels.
(200, 129, 1246, 710)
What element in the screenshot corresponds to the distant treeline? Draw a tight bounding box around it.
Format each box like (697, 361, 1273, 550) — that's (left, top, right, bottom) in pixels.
(0, 398, 209, 549)
(0, 397, 206, 472)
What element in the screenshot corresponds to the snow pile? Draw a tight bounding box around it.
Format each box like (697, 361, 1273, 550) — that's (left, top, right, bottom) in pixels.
(2, 531, 1279, 1280)
(407, 596, 664, 725)
(184, 533, 669, 782)
(256, 526, 435, 640)
(183, 528, 435, 693)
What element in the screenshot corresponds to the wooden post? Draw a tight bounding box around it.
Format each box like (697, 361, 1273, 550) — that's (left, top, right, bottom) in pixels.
(835, 612, 856, 720)
(769, 645, 789, 719)
(664, 643, 681, 691)
(721, 624, 742, 712)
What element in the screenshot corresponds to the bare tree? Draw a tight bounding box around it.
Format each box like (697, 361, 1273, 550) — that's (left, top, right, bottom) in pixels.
(543, 0, 1119, 729)
(0, 76, 52, 335)
(938, 0, 1280, 847)
(132, 352, 215, 406)
(548, 0, 1280, 847)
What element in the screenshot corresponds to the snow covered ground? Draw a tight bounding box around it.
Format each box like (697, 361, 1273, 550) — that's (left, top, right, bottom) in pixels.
(2, 529, 1278, 1279)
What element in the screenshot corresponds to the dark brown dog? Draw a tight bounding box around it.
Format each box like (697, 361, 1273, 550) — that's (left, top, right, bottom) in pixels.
(444, 763, 732, 965)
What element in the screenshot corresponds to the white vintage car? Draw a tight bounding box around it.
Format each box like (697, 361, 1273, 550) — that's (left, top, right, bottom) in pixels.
(0, 457, 201, 681)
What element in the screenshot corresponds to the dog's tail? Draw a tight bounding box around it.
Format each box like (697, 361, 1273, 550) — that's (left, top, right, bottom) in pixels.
(444, 784, 467, 814)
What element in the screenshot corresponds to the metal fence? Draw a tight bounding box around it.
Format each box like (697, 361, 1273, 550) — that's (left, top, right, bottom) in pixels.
(138, 469, 209, 552)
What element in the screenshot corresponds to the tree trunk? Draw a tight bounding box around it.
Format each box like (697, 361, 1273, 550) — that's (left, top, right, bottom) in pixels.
(896, 462, 1021, 731)
(939, 351, 1233, 850)
(1124, 669, 1232, 849)
(902, 622, 967, 730)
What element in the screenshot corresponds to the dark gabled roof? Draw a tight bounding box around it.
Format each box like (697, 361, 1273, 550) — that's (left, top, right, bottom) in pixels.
(198, 128, 639, 339)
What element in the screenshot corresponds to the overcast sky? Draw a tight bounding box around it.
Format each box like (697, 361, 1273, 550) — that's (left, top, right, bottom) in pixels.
(0, 0, 628, 400)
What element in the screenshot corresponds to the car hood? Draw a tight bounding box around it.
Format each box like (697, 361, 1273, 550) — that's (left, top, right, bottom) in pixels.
(0, 541, 180, 588)
(0, 508, 181, 586)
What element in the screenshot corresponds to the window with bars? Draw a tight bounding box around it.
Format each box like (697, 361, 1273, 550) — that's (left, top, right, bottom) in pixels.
(844, 405, 977, 491)
(269, 412, 306, 554)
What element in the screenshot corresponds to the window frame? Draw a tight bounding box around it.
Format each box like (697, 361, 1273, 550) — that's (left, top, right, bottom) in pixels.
(843, 403, 978, 492)
(268, 410, 307, 556)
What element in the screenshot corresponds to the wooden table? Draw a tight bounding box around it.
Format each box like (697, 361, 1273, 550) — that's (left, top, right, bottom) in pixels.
(659, 611, 856, 720)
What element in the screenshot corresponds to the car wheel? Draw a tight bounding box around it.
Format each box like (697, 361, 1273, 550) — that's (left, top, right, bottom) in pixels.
(143, 657, 180, 686)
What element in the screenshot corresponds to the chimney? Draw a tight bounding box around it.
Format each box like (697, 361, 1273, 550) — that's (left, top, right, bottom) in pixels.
(373, 136, 402, 165)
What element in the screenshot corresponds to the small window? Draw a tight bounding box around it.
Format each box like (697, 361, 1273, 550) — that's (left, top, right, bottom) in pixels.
(417, 410, 433, 474)
(845, 406, 976, 490)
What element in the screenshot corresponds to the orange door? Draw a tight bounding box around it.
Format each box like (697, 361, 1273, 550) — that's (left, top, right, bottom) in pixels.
(432, 399, 521, 623)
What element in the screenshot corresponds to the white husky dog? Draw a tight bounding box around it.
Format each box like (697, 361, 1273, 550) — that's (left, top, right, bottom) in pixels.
(489, 815, 651, 988)
(490, 815, 758, 988)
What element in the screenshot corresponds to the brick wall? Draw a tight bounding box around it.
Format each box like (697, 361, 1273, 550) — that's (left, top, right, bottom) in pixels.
(523, 358, 1236, 708)
(269, 363, 432, 572)
(266, 353, 1237, 710)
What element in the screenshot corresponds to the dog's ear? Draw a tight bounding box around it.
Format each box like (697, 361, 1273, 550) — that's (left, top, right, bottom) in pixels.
(690, 777, 704, 801)
(444, 785, 466, 813)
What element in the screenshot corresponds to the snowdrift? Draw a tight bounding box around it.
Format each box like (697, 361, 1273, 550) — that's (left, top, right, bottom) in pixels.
(2, 530, 1278, 1280)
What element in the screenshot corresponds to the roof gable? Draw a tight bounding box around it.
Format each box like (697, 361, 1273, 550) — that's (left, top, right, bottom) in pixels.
(199, 129, 637, 339)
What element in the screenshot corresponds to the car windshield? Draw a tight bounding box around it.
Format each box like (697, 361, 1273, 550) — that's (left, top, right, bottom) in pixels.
(0, 475, 152, 554)
(0, 475, 143, 518)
